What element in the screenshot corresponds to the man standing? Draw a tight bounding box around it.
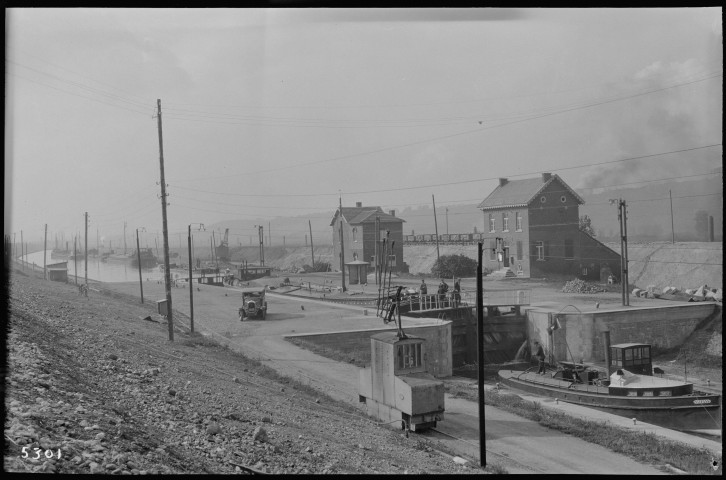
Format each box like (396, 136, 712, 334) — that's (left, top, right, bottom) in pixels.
(534, 340, 546, 375)
(419, 279, 427, 295)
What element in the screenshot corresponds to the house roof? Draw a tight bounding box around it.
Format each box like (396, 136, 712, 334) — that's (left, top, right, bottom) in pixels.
(330, 206, 404, 226)
(477, 174, 585, 210)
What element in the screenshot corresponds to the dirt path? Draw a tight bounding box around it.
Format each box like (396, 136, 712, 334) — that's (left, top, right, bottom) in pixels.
(4, 270, 481, 475)
(98, 277, 671, 474)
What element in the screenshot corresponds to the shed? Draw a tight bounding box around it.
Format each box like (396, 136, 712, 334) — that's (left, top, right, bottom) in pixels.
(345, 259, 370, 285)
(47, 261, 68, 282)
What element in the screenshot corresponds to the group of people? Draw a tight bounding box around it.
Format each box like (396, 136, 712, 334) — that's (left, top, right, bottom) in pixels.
(417, 278, 461, 305)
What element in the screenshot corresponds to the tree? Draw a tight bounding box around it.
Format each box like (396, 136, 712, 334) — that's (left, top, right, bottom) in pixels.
(431, 254, 477, 278)
(579, 215, 596, 236)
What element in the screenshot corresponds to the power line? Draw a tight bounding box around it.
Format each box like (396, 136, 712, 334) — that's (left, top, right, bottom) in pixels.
(160, 70, 722, 128)
(169, 73, 722, 182)
(172, 142, 721, 196)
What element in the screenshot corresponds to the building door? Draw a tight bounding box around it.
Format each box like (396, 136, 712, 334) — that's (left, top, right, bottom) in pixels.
(503, 247, 510, 267)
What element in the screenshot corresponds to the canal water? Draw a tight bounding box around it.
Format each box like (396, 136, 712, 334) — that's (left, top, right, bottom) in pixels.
(19, 250, 170, 284)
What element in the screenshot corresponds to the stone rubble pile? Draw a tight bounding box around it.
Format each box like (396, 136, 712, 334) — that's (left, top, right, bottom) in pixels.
(561, 278, 607, 294)
(632, 284, 723, 302)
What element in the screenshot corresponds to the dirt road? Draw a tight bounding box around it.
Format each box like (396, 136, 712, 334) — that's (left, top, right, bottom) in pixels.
(104, 279, 673, 474)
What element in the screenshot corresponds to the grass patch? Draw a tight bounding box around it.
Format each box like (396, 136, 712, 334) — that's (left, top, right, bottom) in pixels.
(179, 332, 220, 348)
(447, 383, 721, 475)
(286, 336, 369, 368)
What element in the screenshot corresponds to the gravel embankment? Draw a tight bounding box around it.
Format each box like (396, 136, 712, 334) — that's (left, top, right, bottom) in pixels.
(4, 270, 481, 475)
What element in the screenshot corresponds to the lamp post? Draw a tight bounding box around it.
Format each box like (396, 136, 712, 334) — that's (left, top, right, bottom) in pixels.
(189, 223, 205, 333)
(254, 225, 264, 267)
(136, 228, 146, 303)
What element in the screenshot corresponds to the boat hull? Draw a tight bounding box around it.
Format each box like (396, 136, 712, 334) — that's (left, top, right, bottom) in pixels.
(498, 369, 721, 431)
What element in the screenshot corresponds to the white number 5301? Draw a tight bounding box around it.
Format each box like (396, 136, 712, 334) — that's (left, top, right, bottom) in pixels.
(21, 447, 61, 459)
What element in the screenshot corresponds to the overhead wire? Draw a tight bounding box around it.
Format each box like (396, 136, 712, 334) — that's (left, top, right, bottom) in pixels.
(169, 73, 722, 183)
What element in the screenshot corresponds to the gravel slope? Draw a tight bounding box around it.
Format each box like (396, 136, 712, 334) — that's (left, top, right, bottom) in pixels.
(4, 269, 482, 475)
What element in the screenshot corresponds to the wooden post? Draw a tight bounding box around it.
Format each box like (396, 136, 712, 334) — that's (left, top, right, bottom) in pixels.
(156, 98, 174, 341)
(374, 216, 380, 286)
(309, 220, 315, 269)
(43, 223, 47, 280)
(432, 195, 440, 264)
(669, 190, 675, 244)
(476, 242, 486, 467)
(84, 212, 88, 289)
(339, 197, 346, 292)
(188, 225, 194, 333)
(136, 228, 144, 304)
(622, 200, 630, 306)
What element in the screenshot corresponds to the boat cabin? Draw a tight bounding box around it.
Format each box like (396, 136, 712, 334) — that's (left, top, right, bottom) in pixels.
(608, 343, 652, 376)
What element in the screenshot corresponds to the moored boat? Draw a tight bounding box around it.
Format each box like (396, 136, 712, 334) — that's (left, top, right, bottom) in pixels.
(131, 248, 158, 268)
(498, 342, 721, 432)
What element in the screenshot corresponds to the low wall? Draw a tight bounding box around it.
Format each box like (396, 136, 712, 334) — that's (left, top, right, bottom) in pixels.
(526, 302, 718, 364)
(286, 322, 452, 378)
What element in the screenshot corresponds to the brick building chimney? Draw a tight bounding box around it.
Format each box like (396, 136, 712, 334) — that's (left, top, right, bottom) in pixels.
(499, 178, 508, 187)
(356, 202, 362, 207)
(389, 210, 395, 217)
(542, 172, 552, 182)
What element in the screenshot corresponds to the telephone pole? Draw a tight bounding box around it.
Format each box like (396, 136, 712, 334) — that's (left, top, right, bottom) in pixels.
(124, 221, 127, 255)
(339, 195, 346, 292)
(136, 228, 145, 304)
(189, 223, 204, 334)
(374, 216, 380, 285)
(432, 194, 441, 264)
(669, 190, 675, 244)
(85, 212, 89, 288)
(611, 198, 630, 307)
(308, 220, 315, 268)
(74, 236, 78, 285)
(255, 225, 265, 266)
(156, 98, 174, 341)
(43, 224, 47, 280)
(20, 230, 24, 270)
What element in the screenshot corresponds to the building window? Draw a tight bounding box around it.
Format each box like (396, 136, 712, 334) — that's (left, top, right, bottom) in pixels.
(516, 241, 522, 260)
(397, 343, 422, 370)
(564, 239, 574, 259)
(536, 241, 545, 261)
(352, 227, 358, 242)
(489, 214, 495, 233)
(540, 196, 547, 203)
(353, 252, 358, 261)
(560, 195, 567, 203)
(515, 212, 522, 231)
(371, 255, 375, 264)
(582, 267, 588, 276)
(490, 239, 496, 260)
(502, 212, 509, 232)
(388, 254, 396, 267)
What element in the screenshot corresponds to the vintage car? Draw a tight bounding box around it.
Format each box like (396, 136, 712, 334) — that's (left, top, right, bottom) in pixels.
(239, 286, 268, 320)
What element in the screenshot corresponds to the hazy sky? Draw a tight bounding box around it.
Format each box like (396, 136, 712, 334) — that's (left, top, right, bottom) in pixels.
(5, 8, 722, 247)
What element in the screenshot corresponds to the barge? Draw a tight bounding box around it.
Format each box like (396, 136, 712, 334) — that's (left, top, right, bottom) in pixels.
(498, 342, 721, 432)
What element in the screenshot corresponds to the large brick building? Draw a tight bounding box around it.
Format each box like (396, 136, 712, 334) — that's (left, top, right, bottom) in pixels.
(331, 202, 406, 280)
(477, 173, 620, 280)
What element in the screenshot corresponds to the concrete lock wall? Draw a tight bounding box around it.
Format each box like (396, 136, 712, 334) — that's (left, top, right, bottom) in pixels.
(527, 303, 718, 364)
(289, 322, 452, 378)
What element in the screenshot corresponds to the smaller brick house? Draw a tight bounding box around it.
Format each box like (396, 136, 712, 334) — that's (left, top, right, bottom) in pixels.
(331, 202, 406, 279)
(477, 173, 620, 280)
